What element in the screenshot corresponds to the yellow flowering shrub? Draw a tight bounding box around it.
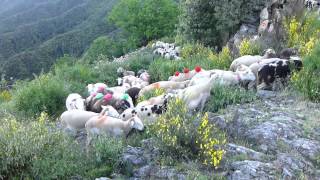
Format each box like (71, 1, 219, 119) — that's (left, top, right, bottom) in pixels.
(239, 38, 261, 56)
(152, 98, 195, 157)
(152, 98, 227, 167)
(0, 90, 12, 102)
(284, 13, 320, 57)
(196, 113, 226, 167)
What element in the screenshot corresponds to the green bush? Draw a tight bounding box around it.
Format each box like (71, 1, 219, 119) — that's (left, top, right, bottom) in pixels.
(54, 56, 100, 95)
(12, 74, 68, 117)
(180, 43, 213, 59)
(292, 42, 320, 102)
(138, 88, 166, 103)
(204, 85, 256, 113)
(0, 113, 123, 179)
(108, 0, 179, 45)
(124, 50, 155, 72)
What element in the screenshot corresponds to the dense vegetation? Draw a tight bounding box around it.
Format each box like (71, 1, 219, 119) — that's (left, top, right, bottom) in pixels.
(0, 0, 119, 80)
(178, 0, 266, 48)
(0, 0, 319, 179)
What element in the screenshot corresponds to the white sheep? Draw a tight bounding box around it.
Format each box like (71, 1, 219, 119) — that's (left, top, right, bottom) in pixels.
(60, 110, 99, 132)
(177, 75, 216, 111)
(136, 94, 166, 107)
(85, 115, 144, 146)
(229, 49, 276, 71)
(138, 80, 190, 97)
(100, 105, 120, 118)
(65, 93, 86, 111)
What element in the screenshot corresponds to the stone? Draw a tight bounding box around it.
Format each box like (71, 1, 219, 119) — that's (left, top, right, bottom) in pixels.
(150, 166, 186, 180)
(226, 143, 265, 161)
(208, 113, 227, 130)
(257, 90, 277, 99)
(273, 153, 314, 179)
(289, 138, 320, 161)
(245, 116, 302, 152)
(228, 160, 277, 180)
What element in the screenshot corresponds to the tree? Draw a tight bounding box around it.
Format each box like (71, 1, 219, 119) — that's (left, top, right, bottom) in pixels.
(178, 0, 266, 48)
(108, 0, 179, 45)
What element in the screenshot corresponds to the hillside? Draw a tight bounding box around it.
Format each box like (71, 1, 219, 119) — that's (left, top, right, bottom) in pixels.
(0, 0, 118, 80)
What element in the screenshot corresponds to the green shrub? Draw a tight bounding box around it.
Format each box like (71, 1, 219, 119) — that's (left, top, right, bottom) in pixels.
(124, 50, 155, 72)
(12, 74, 68, 117)
(204, 85, 256, 112)
(239, 38, 262, 56)
(138, 88, 166, 103)
(292, 43, 320, 102)
(108, 0, 179, 45)
(0, 113, 123, 179)
(180, 43, 213, 59)
(54, 57, 100, 95)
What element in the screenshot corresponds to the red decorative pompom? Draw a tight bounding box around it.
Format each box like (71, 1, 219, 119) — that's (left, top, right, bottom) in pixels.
(195, 66, 202, 73)
(174, 71, 180, 76)
(183, 68, 190, 74)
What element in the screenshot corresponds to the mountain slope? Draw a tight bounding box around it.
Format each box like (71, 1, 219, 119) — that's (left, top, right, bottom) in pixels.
(0, 0, 118, 80)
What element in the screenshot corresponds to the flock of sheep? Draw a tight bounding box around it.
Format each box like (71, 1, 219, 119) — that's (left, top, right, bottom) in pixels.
(60, 45, 303, 146)
(152, 41, 181, 60)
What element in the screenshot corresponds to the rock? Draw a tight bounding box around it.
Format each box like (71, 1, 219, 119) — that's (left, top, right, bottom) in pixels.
(228, 160, 277, 180)
(133, 165, 153, 178)
(273, 153, 314, 179)
(289, 138, 320, 161)
(226, 143, 265, 161)
(150, 166, 186, 180)
(122, 146, 147, 167)
(257, 90, 277, 99)
(208, 113, 227, 130)
(245, 116, 302, 152)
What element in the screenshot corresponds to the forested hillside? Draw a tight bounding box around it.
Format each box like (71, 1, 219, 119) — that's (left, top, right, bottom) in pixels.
(0, 0, 118, 80)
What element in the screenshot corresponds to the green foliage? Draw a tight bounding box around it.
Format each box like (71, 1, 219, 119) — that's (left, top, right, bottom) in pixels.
(0, 112, 123, 179)
(204, 85, 256, 113)
(12, 74, 68, 117)
(54, 55, 100, 95)
(239, 38, 262, 56)
(180, 43, 213, 59)
(138, 88, 166, 103)
(108, 0, 179, 45)
(0, 0, 119, 80)
(292, 43, 320, 102)
(178, 0, 266, 47)
(284, 13, 320, 56)
(83, 35, 138, 64)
